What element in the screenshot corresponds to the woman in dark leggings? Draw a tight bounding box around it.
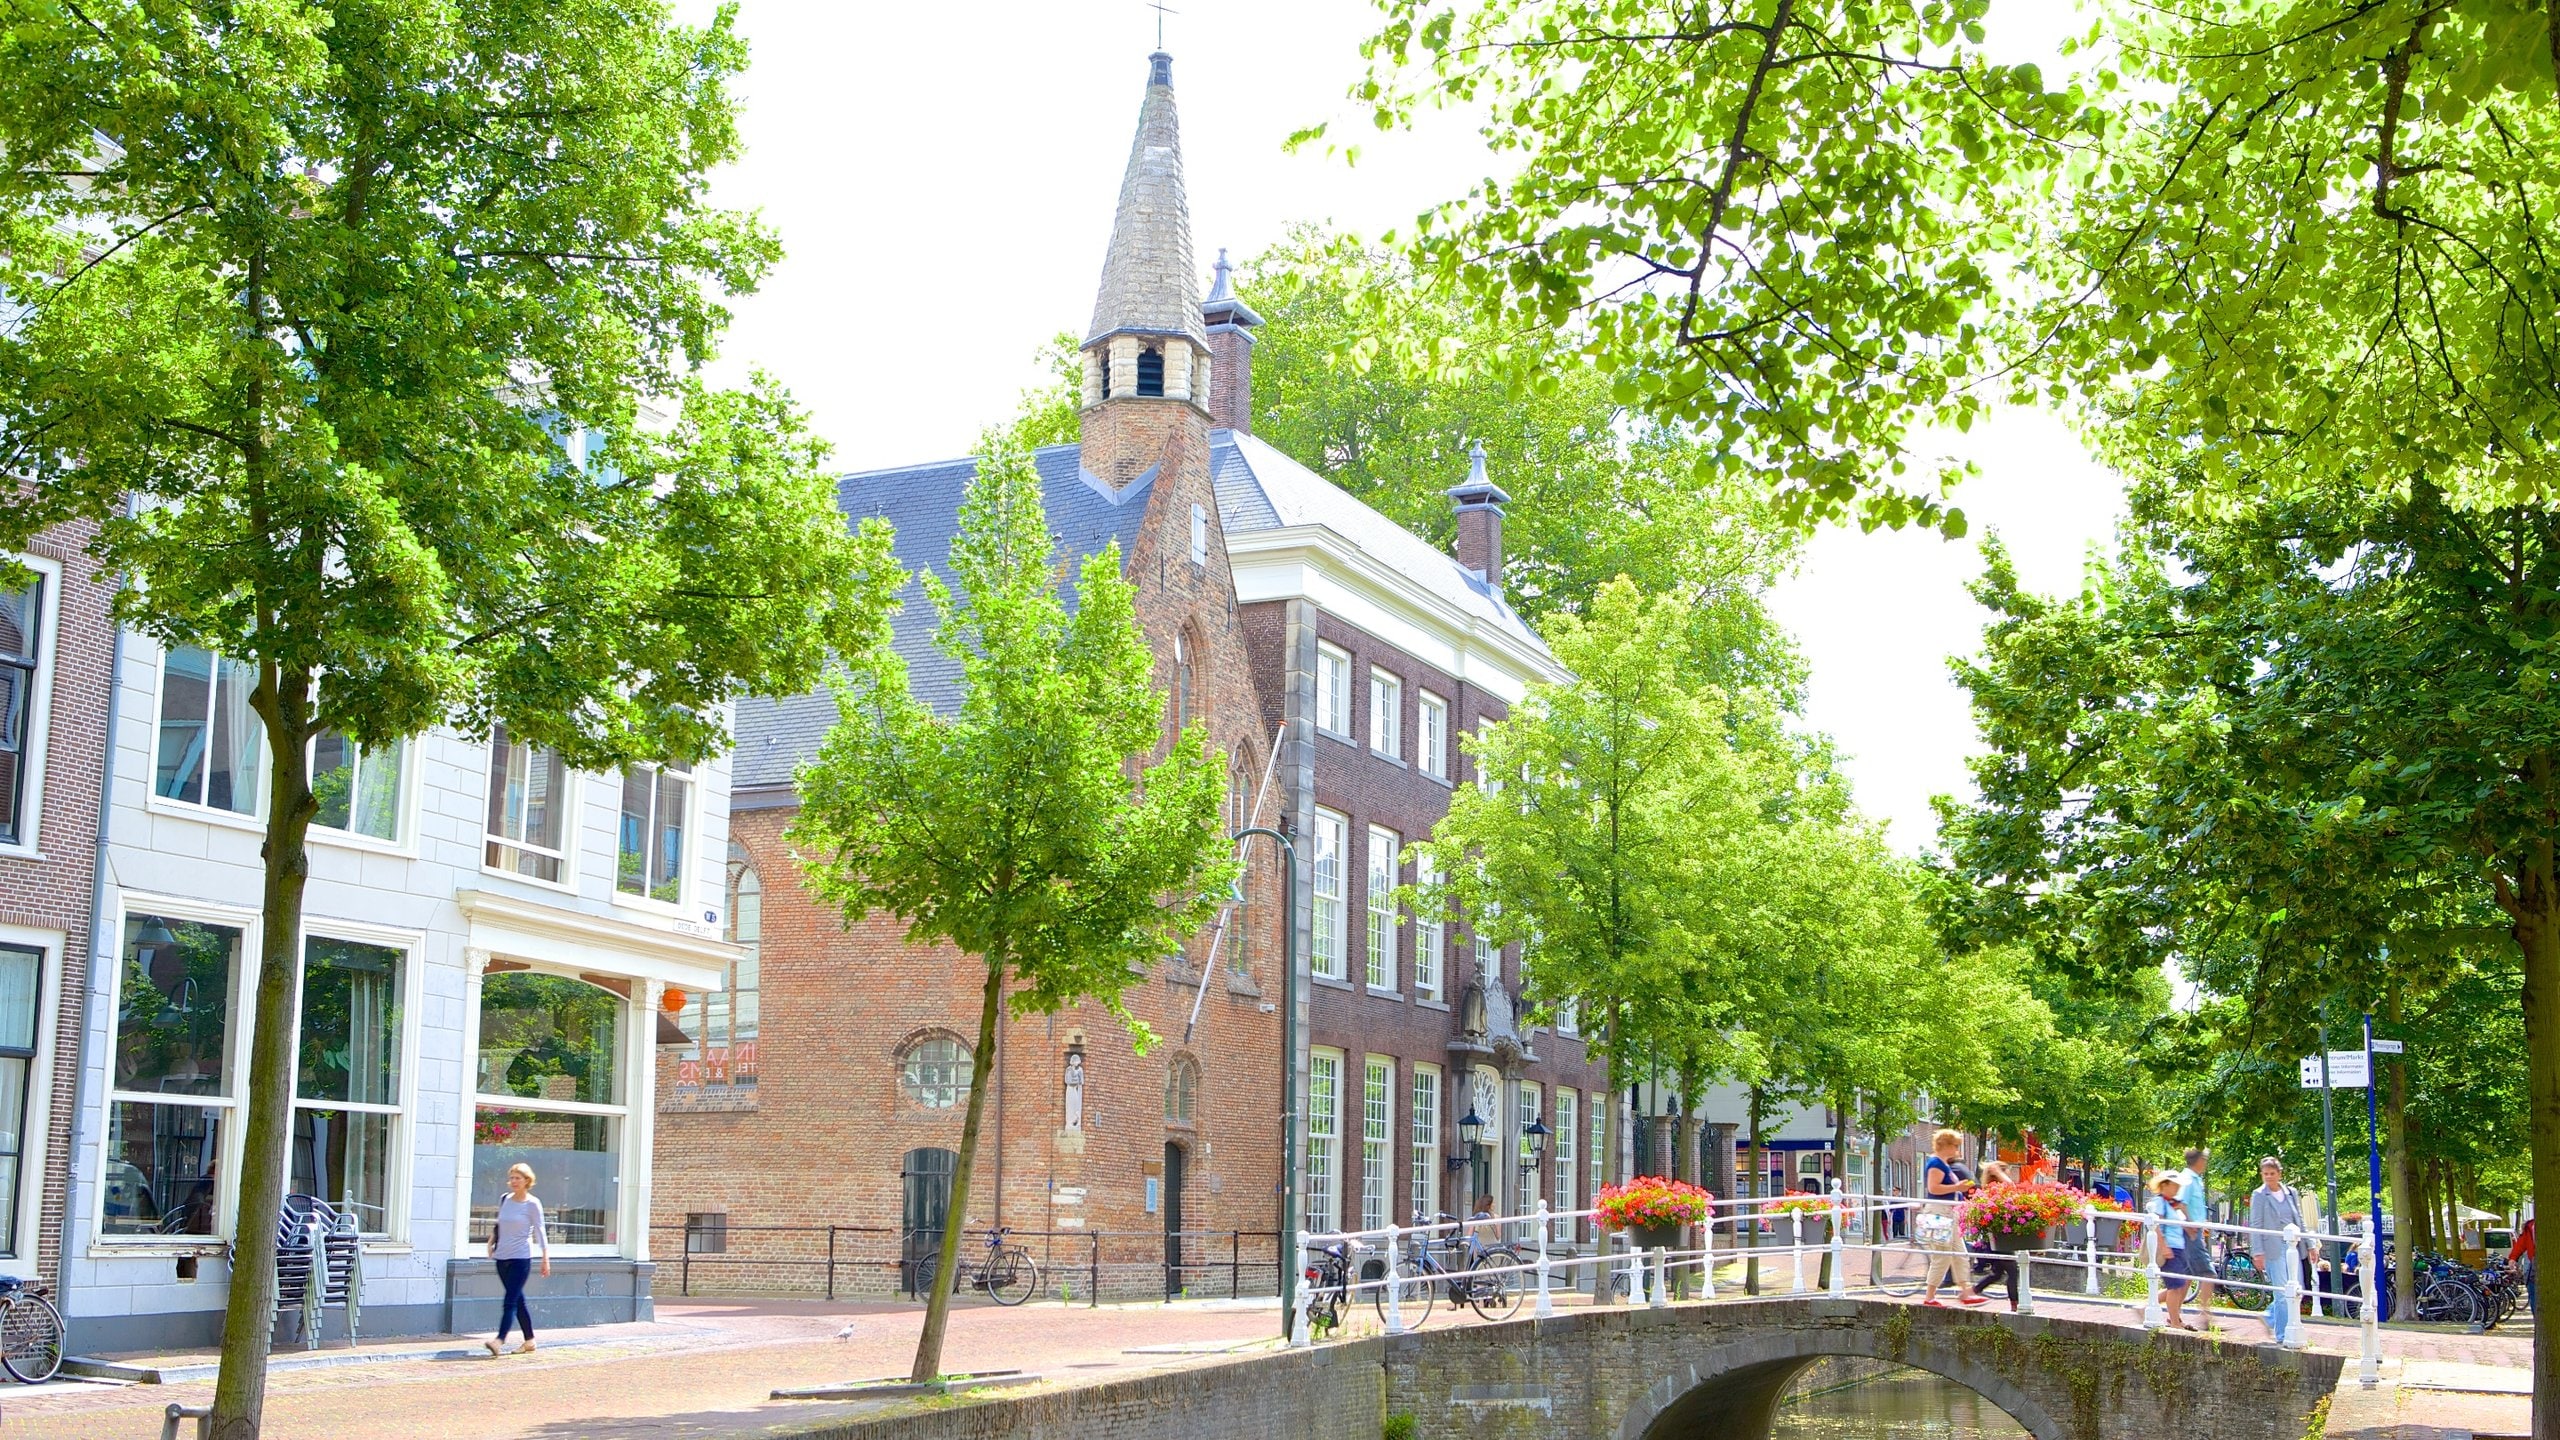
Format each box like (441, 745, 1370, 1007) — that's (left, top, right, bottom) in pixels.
(484, 1162, 551, 1356)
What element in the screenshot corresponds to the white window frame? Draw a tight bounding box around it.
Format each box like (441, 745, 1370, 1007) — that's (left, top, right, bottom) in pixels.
(305, 730, 419, 857)
(0, 922, 62, 1275)
(1556, 995, 1579, 1038)
(1190, 503, 1208, 565)
(613, 759, 696, 913)
(483, 728, 580, 894)
(1590, 1090, 1609, 1199)
(1514, 1080, 1543, 1222)
(94, 892, 260, 1253)
(1368, 668, 1401, 759)
(1417, 690, 1449, 782)
(0, 554, 63, 859)
(1552, 1088, 1578, 1242)
(469, 964, 639, 1258)
(1307, 1047, 1343, 1234)
(1364, 825, 1399, 994)
(1409, 1062, 1441, 1225)
(1473, 902, 1501, 984)
(1314, 642, 1352, 738)
(143, 640, 268, 833)
(1360, 1055, 1393, 1233)
(1309, 808, 1347, 981)
(287, 917, 426, 1244)
(1411, 852, 1444, 1003)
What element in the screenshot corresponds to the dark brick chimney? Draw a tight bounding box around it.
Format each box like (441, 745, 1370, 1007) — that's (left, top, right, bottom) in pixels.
(1200, 247, 1260, 433)
(1448, 442, 1509, 589)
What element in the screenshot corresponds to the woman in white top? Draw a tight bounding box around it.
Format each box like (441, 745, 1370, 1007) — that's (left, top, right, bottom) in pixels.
(484, 1162, 551, 1355)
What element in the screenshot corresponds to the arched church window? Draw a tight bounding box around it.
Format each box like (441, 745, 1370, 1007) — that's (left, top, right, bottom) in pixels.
(1136, 345, 1164, 397)
(1165, 1054, 1199, 1125)
(898, 1035, 972, 1109)
(1173, 630, 1194, 733)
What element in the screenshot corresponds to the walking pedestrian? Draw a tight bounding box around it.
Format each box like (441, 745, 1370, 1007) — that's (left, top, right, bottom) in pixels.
(2176, 1147, 2214, 1319)
(484, 1162, 550, 1356)
(1919, 1129, 1984, 1307)
(1970, 1161, 2021, 1311)
(2246, 1157, 2311, 1345)
(2510, 1217, 2536, 1316)
(2149, 1171, 2196, 1331)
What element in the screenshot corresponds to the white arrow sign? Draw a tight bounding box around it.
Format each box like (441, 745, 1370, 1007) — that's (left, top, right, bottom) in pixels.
(2370, 1038, 2404, 1055)
(2299, 1057, 2324, 1089)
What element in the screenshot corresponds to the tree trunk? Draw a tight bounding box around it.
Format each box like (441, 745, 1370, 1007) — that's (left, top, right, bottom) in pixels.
(2387, 984, 2418, 1319)
(2506, 850, 2560, 1440)
(1745, 1084, 1764, 1295)
(911, 957, 1007, 1384)
(1819, 1090, 1850, 1291)
(210, 667, 317, 1440)
(1600, 1010, 1622, 1305)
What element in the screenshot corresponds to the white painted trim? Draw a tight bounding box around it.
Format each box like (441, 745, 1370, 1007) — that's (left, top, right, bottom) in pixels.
(455, 888, 732, 991)
(0, 921, 63, 1275)
(92, 890, 261, 1249)
(0, 553, 64, 858)
(1228, 529, 1566, 703)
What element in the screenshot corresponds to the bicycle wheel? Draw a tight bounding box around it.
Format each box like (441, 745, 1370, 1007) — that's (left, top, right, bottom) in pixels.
(987, 1247, 1041, 1306)
(1, 1292, 63, 1384)
(1469, 1249, 1525, 1322)
(913, 1251, 942, 1300)
(2221, 1258, 2271, 1312)
(1372, 1259, 1435, 1329)
(2416, 1278, 2481, 1326)
(1876, 1240, 1930, 1298)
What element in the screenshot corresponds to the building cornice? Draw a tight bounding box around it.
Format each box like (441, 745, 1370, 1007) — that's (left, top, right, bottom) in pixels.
(455, 888, 735, 991)
(1224, 525, 1567, 704)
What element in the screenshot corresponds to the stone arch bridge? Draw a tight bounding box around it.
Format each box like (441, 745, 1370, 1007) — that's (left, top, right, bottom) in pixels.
(808, 1297, 2345, 1440)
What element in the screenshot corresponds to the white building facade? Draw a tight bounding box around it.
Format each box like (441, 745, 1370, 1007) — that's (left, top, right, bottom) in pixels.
(60, 632, 735, 1350)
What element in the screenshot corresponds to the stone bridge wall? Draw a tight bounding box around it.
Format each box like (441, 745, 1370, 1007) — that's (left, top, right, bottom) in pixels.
(779, 1299, 2343, 1440)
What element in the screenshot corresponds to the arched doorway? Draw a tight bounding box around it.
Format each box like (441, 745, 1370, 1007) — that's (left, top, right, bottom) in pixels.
(1161, 1140, 1187, 1297)
(901, 1147, 956, 1298)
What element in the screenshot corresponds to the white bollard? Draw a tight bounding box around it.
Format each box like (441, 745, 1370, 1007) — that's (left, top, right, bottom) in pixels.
(2016, 1249, 2036, 1316)
(2083, 1203, 2101, 1296)
(1290, 1238, 1315, 1348)
(1534, 1203, 1555, 1319)
(1649, 1245, 1669, 1309)
(2357, 1216, 2382, 1387)
(1384, 1226, 1405, 1335)
(1790, 1209, 1807, 1294)
(2278, 1223, 2307, 1350)
(1828, 1197, 1848, 1298)
(2141, 1218, 2165, 1331)
(1700, 1209, 1718, 1300)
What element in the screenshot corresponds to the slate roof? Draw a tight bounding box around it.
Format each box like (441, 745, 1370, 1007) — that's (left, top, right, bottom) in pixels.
(1210, 428, 1552, 663)
(731, 444, 1154, 791)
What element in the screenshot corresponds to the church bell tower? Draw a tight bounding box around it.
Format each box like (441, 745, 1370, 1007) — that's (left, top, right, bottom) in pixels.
(1078, 51, 1213, 489)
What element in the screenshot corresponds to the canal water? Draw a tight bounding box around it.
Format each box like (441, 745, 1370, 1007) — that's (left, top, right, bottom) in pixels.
(1772, 1368, 2030, 1438)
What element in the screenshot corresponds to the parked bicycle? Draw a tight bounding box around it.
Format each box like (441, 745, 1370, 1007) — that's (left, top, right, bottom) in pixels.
(1371, 1213, 1529, 1327)
(0, 1275, 63, 1383)
(1304, 1241, 1354, 1336)
(915, 1226, 1042, 1307)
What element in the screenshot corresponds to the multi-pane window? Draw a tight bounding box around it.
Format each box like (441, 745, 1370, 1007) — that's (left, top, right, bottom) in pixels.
(1368, 669, 1401, 758)
(1310, 809, 1347, 981)
(485, 726, 571, 883)
(617, 760, 692, 904)
(105, 915, 239, 1236)
(0, 578, 43, 846)
(1556, 996, 1579, 1038)
(1306, 1048, 1342, 1233)
(1589, 1091, 1608, 1195)
(1165, 1055, 1199, 1125)
(1552, 1089, 1578, 1242)
(154, 646, 263, 815)
(692, 852, 760, 1089)
(310, 731, 407, 843)
(1409, 1063, 1441, 1224)
(1473, 903, 1502, 984)
(293, 937, 404, 1234)
(899, 1036, 972, 1109)
(1226, 762, 1254, 975)
(474, 971, 625, 1246)
(1364, 825, 1399, 992)
(1411, 852, 1445, 1002)
(1514, 1081, 1543, 1221)
(1417, 691, 1449, 780)
(1315, 643, 1352, 736)
(1360, 1056, 1392, 1232)
(0, 944, 36, 1253)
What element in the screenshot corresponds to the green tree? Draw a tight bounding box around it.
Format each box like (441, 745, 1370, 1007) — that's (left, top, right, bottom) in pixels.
(1414, 578, 1791, 1202)
(0, 5, 897, 1433)
(791, 421, 1231, 1384)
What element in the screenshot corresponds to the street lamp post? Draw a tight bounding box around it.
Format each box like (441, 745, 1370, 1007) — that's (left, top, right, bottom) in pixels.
(1233, 825, 1297, 1339)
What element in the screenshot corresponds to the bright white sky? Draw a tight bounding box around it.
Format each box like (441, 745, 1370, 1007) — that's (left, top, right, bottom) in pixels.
(680, 0, 2124, 854)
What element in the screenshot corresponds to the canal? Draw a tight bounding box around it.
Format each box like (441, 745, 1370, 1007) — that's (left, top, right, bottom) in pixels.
(1773, 1367, 2030, 1438)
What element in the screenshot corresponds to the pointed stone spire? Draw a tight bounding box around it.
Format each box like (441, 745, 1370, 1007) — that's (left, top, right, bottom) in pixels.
(1085, 52, 1206, 350)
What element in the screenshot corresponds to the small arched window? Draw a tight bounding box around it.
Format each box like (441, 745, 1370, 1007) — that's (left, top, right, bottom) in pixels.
(1136, 345, 1165, 397)
(1173, 631, 1194, 734)
(1165, 1055, 1200, 1125)
(899, 1035, 972, 1109)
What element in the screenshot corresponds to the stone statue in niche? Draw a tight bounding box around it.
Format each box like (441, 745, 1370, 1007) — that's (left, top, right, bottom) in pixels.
(1064, 1047, 1086, 1131)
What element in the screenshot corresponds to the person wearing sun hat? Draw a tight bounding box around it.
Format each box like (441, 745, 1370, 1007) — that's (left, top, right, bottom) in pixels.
(2149, 1169, 2196, 1330)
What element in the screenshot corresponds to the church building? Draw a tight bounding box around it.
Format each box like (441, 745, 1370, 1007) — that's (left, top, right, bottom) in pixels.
(649, 49, 1616, 1302)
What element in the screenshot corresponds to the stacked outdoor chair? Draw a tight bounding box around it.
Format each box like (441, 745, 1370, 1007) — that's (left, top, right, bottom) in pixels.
(248, 1195, 364, 1350)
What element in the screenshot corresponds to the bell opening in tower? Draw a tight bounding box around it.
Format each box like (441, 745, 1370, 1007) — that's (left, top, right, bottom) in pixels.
(1136, 345, 1165, 397)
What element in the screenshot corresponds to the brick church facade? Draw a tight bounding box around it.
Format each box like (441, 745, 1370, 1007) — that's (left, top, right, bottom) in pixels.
(649, 50, 1617, 1302)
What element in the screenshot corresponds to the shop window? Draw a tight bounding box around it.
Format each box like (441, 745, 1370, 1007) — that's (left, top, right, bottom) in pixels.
(104, 915, 238, 1236)
(473, 970, 625, 1247)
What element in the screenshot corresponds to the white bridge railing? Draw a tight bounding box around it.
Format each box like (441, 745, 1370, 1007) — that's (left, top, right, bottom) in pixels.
(1287, 1188, 2382, 1388)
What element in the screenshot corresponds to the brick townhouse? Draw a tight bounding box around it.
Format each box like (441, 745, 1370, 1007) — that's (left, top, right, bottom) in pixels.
(650, 48, 1618, 1300)
(0, 522, 113, 1301)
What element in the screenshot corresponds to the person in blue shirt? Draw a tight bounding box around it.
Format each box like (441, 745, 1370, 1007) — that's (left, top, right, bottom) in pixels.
(2149, 1170, 2196, 1330)
(2176, 1147, 2214, 1320)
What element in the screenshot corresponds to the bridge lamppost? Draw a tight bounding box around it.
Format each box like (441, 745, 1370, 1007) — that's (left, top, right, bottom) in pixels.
(1232, 824, 1296, 1339)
